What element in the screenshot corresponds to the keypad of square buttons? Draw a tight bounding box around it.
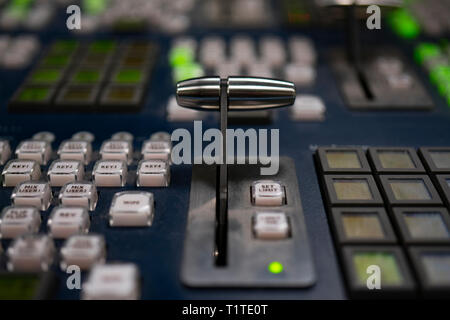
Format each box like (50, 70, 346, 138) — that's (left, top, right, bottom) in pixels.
(9, 40, 158, 113)
(0, 130, 172, 299)
(316, 146, 450, 298)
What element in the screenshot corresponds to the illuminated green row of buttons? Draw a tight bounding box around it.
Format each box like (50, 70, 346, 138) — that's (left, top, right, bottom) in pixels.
(415, 43, 450, 106)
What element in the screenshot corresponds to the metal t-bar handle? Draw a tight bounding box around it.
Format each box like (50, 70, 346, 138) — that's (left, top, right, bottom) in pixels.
(176, 76, 296, 266)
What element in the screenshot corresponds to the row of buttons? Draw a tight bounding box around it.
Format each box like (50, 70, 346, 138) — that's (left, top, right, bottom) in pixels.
(2, 159, 169, 188)
(170, 35, 317, 86)
(0, 0, 54, 31)
(0, 131, 172, 188)
(1, 134, 170, 165)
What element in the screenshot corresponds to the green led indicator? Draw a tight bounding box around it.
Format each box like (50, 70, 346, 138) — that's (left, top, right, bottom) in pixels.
(18, 87, 50, 102)
(114, 69, 143, 84)
(42, 55, 70, 67)
(73, 70, 101, 83)
(169, 46, 195, 67)
(31, 69, 61, 83)
(388, 9, 420, 39)
(83, 0, 107, 15)
(173, 63, 204, 83)
(414, 43, 441, 65)
(89, 40, 116, 54)
(268, 261, 284, 274)
(50, 40, 78, 54)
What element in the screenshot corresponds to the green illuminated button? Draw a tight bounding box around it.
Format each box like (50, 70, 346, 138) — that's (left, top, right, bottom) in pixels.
(80, 53, 110, 67)
(169, 46, 195, 67)
(49, 40, 79, 54)
(388, 9, 420, 39)
(414, 43, 441, 65)
(17, 87, 52, 102)
(120, 55, 149, 68)
(71, 69, 102, 84)
(430, 65, 450, 86)
(83, 0, 107, 15)
(353, 252, 403, 286)
(88, 40, 117, 54)
(7, 0, 33, 19)
(268, 261, 284, 274)
(41, 55, 71, 67)
(29, 69, 63, 84)
(113, 69, 145, 84)
(173, 63, 204, 83)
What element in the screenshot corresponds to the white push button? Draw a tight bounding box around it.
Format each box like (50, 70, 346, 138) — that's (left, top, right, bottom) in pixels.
(137, 160, 170, 187)
(72, 131, 95, 142)
(58, 140, 92, 164)
(109, 191, 154, 227)
(252, 180, 285, 206)
(260, 37, 286, 68)
(15, 140, 52, 165)
(247, 62, 274, 78)
(141, 140, 171, 161)
(47, 160, 84, 186)
(47, 206, 90, 238)
(82, 263, 140, 300)
(230, 36, 256, 67)
(289, 36, 316, 65)
(111, 131, 134, 142)
(93, 160, 127, 187)
(284, 63, 316, 86)
(7, 234, 55, 271)
(253, 212, 290, 240)
(290, 94, 325, 121)
(0, 206, 41, 239)
(59, 181, 98, 211)
(11, 181, 52, 210)
(0, 139, 11, 165)
(1, 159, 41, 187)
(100, 140, 133, 164)
(60, 234, 106, 271)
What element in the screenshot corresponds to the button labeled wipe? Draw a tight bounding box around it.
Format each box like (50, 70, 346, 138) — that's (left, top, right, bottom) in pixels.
(109, 191, 154, 226)
(0, 206, 41, 239)
(11, 181, 52, 210)
(59, 181, 98, 211)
